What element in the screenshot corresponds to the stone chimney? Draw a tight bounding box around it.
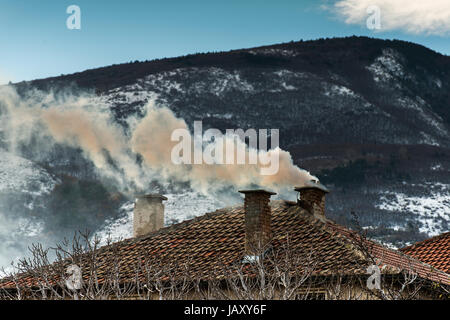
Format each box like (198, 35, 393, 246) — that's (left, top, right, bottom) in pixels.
(133, 194, 168, 237)
(239, 189, 276, 255)
(295, 180, 329, 218)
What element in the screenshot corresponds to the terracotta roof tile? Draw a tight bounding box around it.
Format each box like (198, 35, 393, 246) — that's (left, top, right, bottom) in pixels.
(400, 232, 450, 273)
(326, 223, 450, 285)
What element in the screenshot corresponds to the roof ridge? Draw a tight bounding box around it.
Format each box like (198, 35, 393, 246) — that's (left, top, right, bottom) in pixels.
(91, 205, 241, 251)
(132, 200, 294, 242)
(134, 205, 240, 241)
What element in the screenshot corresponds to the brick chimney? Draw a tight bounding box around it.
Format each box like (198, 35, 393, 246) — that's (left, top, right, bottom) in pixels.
(295, 180, 329, 218)
(239, 189, 276, 255)
(133, 194, 168, 237)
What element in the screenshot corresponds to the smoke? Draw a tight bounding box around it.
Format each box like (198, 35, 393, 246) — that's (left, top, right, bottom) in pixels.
(0, 86, 145, 191)
(130, 102, 317, 194)
(0, 85, 316, 196)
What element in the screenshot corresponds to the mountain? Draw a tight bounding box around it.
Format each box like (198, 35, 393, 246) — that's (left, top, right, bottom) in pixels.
(2, 36, 450, 262)
(18, 36, 450, 147)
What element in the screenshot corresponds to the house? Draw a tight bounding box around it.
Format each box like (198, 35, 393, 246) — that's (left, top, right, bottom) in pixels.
(400, 232, 450, 274)
(1, 181, 449, 300)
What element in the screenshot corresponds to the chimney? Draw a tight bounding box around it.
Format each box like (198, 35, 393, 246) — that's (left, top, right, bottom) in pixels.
(295, 180, 329, 218)
(239, 189, 276, 255)
(133, 194, 168, 237)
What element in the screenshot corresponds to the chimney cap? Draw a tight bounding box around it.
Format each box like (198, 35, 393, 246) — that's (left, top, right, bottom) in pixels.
(239, 189, 277, 196)
(294, 180, 330, 193)
(136, 194, 168, 201)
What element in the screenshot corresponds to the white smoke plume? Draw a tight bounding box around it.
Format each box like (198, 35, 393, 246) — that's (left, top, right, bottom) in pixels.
(0, 85, 316, 196)
(0, 87, 145, 191)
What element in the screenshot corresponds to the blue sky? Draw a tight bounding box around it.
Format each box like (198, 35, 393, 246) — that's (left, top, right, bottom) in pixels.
(0, 0, 449, 83)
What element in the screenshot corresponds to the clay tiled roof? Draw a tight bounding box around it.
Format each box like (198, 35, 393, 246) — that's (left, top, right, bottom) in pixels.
(1, 201, 449, 289)
(326, 224, 450, 285)
(400, 232, 450, 274)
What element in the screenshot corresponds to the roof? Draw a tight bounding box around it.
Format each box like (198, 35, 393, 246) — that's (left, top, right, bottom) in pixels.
(1, 201, 449, 289)
(326, 224, 450, 285)
(400, 232, 450, 274)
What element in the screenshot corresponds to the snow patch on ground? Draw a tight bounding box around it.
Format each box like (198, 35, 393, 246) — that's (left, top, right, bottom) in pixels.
(0, 149, 56, 195)
(367, 49, 407, 86)
(266, 69, 312, 92)
(103, 67, 256, 104)
(377, 183, 450, 236)
(206, 68, 255, 95)
(102, 86, 159, 107)
(419, 132, 440, 146)
(325, 84, 358, 98)
(431, 164, 442, 171)
(206, 113, 233, 120)
(272, 69, 307, 78)
(281, 82, 296, 91)
(434, 78, 442, 88)
(396, 97, 448, 140)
